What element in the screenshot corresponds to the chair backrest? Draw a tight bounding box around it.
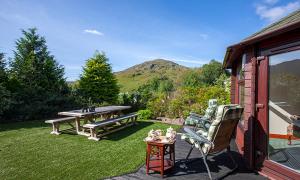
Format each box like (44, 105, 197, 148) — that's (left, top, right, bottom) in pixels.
(185, 99, 218, 125)
(203, 99, 218, 120)
(203, 104, 243, 153)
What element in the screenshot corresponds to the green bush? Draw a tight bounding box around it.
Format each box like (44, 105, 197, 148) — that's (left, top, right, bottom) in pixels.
(137, 109, 153, 120)
(145, 85, 230, 119)
(147, 93, 168, 118)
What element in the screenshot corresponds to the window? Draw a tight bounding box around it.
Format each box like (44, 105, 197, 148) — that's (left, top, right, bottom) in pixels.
(268, 49, 300, 172)
(237, 54, 246, 81)
(237, 54, 246, 125)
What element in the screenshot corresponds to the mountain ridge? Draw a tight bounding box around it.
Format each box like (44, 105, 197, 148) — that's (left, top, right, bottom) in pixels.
(115, 59, 190, 92)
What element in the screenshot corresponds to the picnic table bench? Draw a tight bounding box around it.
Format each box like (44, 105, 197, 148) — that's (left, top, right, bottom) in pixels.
(57, 106, 131, 136)
(83, 112, 138, 141)
(45, 106, 134, 140)
(45, 117, 76, 135)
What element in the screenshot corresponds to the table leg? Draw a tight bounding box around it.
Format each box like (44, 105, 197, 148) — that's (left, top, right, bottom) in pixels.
(169, 145, 172, 164)
(172, 144, 175, 167)
(75, 117, 81, 134)
(146, 144, 150, 175)
(160, 145, 164, 177)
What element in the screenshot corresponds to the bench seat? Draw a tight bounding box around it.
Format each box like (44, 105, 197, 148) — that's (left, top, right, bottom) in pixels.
(83, 113, 137, 128)
(45, 117, 76, 135)
(83, 112, 138, 141)
(45, 117, 76, 124)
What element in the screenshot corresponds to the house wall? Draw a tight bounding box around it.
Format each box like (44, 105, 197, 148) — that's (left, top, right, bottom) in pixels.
(232, 47, 256, 168)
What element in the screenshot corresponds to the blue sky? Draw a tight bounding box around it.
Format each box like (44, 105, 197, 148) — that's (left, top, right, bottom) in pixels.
(0, 0, 299, 81)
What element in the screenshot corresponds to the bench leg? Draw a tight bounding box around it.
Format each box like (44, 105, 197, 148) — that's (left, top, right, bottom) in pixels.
(50, 123, 61, 135)
(88, 128, 100, 141)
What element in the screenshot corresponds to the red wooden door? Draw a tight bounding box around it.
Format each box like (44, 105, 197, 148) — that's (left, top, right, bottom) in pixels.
(254, 56, 269, 168)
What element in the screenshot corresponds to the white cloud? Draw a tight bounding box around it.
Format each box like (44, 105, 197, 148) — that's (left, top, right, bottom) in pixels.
(83, 29, 104, 36)
(173, 59, 206, 65)
(264, 0, 279, 5)
(255, 1, 300, 22)
(149, 56, 209, 65)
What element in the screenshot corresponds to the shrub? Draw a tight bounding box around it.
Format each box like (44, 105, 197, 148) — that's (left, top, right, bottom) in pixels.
(147, 93, 168, 118)
(137, 109, 153, 120)
(145, 85, 230, 119)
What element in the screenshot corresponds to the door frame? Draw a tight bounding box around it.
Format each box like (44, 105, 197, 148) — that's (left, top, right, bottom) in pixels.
(254, 45, 300, 179)
(254, 55, 269, 168)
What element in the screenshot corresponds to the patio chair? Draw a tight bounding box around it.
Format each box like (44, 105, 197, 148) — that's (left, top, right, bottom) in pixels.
(185, 99, 218, 131)
(181, 104, 243, 180)
(184, 99, 218, 141)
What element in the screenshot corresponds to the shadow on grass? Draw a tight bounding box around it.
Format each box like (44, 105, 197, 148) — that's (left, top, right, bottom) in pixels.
(0, 120, 49, 132)
(102, 121, 154, 141)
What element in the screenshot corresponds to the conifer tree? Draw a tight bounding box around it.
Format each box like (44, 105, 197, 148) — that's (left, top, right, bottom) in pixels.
(79, 51, 119, 104)
(0, 53, 11, 116)
(10, 28, 69, 119)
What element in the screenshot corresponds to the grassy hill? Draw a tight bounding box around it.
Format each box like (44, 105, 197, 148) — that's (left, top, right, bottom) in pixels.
(115, 59, 189, 92)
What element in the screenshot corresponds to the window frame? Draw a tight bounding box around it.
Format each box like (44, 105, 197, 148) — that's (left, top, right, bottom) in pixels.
(236, 54, 246, 126)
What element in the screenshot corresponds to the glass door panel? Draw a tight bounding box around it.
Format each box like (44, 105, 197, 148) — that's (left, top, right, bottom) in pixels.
(268, 49, 300, 172)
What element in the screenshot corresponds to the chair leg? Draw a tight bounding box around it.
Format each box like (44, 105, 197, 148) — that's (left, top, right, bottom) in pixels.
(199, 148, 212, 180)
(227, 146, 238, 170)
(214, 147, 238, 180)
(186, 144, 194, 160)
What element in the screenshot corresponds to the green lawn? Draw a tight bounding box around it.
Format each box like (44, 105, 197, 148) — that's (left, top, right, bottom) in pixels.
(0, 120, 180, 180)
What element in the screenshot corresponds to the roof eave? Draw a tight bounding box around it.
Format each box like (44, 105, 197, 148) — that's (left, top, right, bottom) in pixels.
(223, 20, 300, 69)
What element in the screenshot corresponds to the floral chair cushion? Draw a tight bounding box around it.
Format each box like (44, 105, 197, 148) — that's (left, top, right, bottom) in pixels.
(184, 99, 218, 126)
(182, 104, 243, 153)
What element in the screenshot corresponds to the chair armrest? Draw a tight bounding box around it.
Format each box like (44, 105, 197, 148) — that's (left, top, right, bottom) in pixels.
(190, 112, 202, 118)
(183, 127, 213, 146)
(198, 118, 211, 123)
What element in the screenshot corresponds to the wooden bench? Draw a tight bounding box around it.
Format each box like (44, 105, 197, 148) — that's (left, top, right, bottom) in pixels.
(83, 113, 138, 141)
(45, 117, 76, 135)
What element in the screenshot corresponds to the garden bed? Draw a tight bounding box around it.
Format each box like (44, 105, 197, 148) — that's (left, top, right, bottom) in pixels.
(156, 117, 185, 125)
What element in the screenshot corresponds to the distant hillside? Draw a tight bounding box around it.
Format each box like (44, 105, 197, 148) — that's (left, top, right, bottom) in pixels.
(270, 59, 300, 77)
(115, 59, 189, 92)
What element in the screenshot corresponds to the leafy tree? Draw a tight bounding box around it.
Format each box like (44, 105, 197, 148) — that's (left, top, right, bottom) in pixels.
(0, 53, 12, 116)
(158, 78, 174, 93)
(0, 53, 7, 82)
(138, 76, 174, 94)
(9, 28, 70, 120)
(79, 51, 119, 104)
(182, 69, 203, 88)
(215, 73, 230, 91)
(200, 60, 227, 86)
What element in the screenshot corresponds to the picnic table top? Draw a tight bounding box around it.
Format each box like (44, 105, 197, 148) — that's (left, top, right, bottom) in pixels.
(58, 105, 131, 117)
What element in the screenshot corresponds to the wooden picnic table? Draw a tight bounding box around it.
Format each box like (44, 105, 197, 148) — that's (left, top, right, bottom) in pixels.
(58, 105, 131, 136)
